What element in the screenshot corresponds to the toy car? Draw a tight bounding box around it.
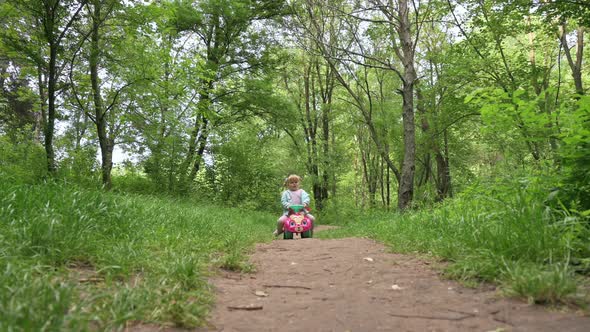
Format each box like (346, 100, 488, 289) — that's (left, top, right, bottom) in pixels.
(283, 204, 313, 239)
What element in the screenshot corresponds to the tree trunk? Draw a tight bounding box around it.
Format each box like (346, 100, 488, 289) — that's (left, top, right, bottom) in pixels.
(40, 0, 85, 175)
(45, 40, 57, 175)
(183, 79, 213, 187)
(559, 24, 585, 95)
(443, 129, 453, 198)
(90, 0, 113, 190)
(320, 104, 330, 209)
(416, 87, 431, 188)
(304, 63, 322, 209)
(188, 121, 209, 182)
(416, 86, 451, 201)
(318, 62, 333, 211)
(528, 24, 560, 164)
(386, 162, 390, 208)
(397, 0, 417, 210)
(37, 67, 46, 144)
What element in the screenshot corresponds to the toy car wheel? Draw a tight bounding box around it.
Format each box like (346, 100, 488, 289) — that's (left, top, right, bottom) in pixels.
(283, 231, 294, 239)
(301, 230, 312, 238)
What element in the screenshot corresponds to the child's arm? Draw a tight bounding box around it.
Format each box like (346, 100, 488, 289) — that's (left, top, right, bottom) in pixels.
(301, 190, 311, 207)
(281, 191, 291, 210)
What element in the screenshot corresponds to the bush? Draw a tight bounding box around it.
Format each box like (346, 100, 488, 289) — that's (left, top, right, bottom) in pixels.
(57, 145, 100, 187)
(559, 96, 590, 211)
(0, 134, 47, 184)
(112, 164, 160, 195)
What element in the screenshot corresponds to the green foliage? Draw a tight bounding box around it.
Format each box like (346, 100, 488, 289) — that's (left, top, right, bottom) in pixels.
(1, 182, 134, 265)
(57, 146, 101, 188)
(537, 0, 590, 27)
(198, 121, 286, 211)
(0, 75, 37, 134)
(318, 195, 367, 225)
(465, 87, 555, 163)
(559, 96, 590, 210)
(111, 165, 160, 195)
(171, 1, 202, 33)
(0, 182, 275, 330)
(0, 135, 47, 184)
(502, 262, 579, 305)
(0, 262, 76, 332)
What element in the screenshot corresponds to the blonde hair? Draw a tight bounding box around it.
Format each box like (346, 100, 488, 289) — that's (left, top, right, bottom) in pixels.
(284, 174, 302, 186)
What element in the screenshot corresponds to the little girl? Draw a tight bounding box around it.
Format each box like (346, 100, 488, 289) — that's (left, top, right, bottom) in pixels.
(273, 174, 315, 236)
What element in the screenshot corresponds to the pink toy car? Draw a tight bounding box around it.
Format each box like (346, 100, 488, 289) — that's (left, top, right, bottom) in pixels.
(283, 204, 313, 239)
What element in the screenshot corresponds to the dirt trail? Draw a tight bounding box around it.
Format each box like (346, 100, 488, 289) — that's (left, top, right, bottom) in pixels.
(206, 226, 590, 332)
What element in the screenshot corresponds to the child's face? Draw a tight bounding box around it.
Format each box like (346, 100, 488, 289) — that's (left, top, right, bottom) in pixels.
(288, 180, 300, 191)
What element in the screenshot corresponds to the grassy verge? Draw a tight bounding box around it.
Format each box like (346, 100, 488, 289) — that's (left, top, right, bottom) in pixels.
(0, 182, 274, 331)
(318, 177, 590, 306)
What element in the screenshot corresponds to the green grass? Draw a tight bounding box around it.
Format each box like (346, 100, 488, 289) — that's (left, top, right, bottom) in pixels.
(318, 177, 590, 306)
(0, 182, 274, 331)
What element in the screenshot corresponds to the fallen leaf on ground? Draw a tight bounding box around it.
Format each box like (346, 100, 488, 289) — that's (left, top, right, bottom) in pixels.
(255, 291, 268, 297)
(363, 257, 374, 262)
(391, 284, 403, 290)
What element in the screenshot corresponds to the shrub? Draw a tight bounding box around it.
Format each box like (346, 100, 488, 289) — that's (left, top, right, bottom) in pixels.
(0, 134, 47, 184)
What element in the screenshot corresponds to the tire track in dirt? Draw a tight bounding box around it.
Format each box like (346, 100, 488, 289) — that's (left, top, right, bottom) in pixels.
(206, 228, 590, 332)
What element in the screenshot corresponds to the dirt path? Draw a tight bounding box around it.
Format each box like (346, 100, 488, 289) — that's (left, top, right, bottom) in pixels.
(206, 226, 590, 332)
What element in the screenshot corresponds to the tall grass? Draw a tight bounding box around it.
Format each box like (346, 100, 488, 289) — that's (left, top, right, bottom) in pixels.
(0, 182, 274, 331)
(320, 176, 590, 305)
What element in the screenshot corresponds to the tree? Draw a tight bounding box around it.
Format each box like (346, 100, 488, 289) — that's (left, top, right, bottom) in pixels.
(539, 0, 588, 94)
(292, 0, 430, 209)
(280, 46, 337, 210)
(172, 0, 288, 189)
(447, 0, 567, 166)
(2, 0, 87, 174)
(67, 0, 130, 189)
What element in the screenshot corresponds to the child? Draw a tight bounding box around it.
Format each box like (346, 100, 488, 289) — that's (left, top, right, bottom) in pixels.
(273, 174, 315, 236)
